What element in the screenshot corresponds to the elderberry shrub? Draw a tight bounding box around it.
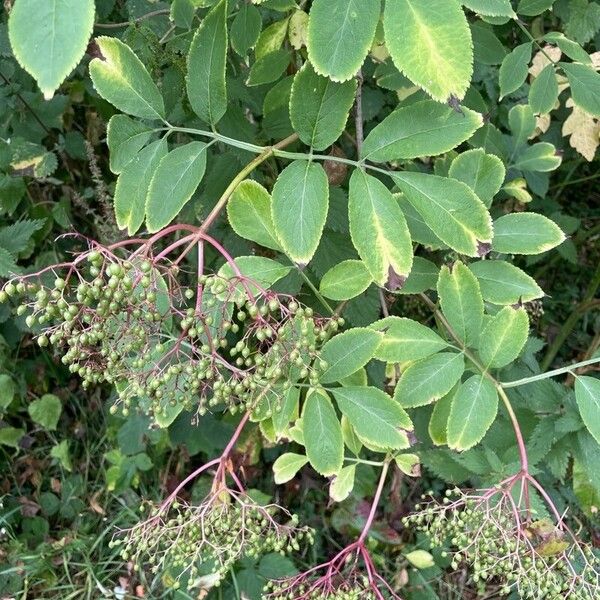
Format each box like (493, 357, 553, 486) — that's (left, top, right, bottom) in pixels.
(266, 577, 380, 600)
(112, 488, 313, 589)
(0, 246, 342, 424)
(403, 488, 600, 600)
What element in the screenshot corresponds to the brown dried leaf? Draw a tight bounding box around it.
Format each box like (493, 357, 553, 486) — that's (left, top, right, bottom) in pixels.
(562, 99, 600, 161)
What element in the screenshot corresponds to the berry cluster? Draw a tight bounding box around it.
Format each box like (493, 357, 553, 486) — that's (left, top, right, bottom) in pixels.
(404, 487, 600, 599)
(266, 576, 380, 599)
(113, 487, 313, 588)
(1, 245, 340, 425)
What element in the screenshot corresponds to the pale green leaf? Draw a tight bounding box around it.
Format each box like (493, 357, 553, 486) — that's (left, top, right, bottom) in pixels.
(437, 262, 484, 347)
(303, 389, 343, 476)
(50, 440, 72, 471)
(320, 328, 383, 384)
(146, 142, 208, 233)
(370, 316, 448, 363)
(384, 0, 474, 102)
(395, 453, 421, 476)
(227, 180, 281, 251)
(428, 386, 457, 445)
(362, 100, 483, 162)
(107, 115, 154, 175)
(272, 160, 329, 265)
(0, 374, 16, 410)
(114, 138, 168, 235)
(560, 62, 600, 117)
(0, 427, 24, 448)
(447, 375, 498, 450)
(290, 62, 357, 151)
(319, 260, 373, 301)
(529, 64, 559, 115)
(341, 415, 363, 455)
(462, 0, 516, 17)
(513, 142, 562, 172)
(231, 3, 262, 56)
(448, 149, 505, 207)
(330, 464, 356, 501)
(509, 104, 536, 147)
(256, 18, 289, 60)
(332, 386, 413, 450)
(89, 37, 165, 120)
(499, 42, 532, 99)
(28, 394, 62, 431)
(469, 261, 544, 304)
(187, 0, 228, 125)
(393, 172, 493, 257)
(492, 213, 565, 255)
(289, 10, 309, 50)
(575, 376, 600, 445)
(307, 0, 381, 82)
(546, 33, 590, 64)
(8, 0, 94, 100)
(273, 452, 308, 484)
(272, 387, 300, 435)
(405, 550, 435, 569)
(394, 352, 465, 408)
(349, 169, 413, 286)
(479, 306, 529, 368)
(517, 0, 556, 15)
(217, 256, 291, 301)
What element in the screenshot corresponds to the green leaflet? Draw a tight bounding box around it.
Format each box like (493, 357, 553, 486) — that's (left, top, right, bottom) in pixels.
(307, 0, 381, 82)
(492, 213, 565, 255)
(517, 0, 556, 16)
(395, 453, 421, 477)
(394, 352, 465, 408)
(302, 389, 343, 476)
(428, 386, 457, 446)
(319, 328, 383, 384)
(89, 37, 165, 121)
(370, 316, 448, 363)
(362, 100, 483, 162)
(28, 394, 62, 431)
(384, 0, 474, 102)
(231, 3, 262, 56)
(341, 415, 363, 455)
(332, 386, 413, 450)
(529, 64, 559, 115)
(349, 169, 413, 287)
(273, 453, 308, 484)
(271, 160, 329, 265)
(171, 0, 195, 29)
(319, 260, 373, 301)
(114, 138, 168, 235)
(437, 262, 484, 347)
(469, 261, 544, 304)
(246, 49, 291, 87)
(513, 143, 562, 172)
(217, 256, 291, 302)
(499, 42, 532, 99)
(330, 464, 356, 501)
(187, 0, 228, 125)
(392, 172, 493, 257)
(397, 257, 439, 295)
(447, 375, 498, 451)
(448, 149, 506, 208)
(0, 374, 16, 410)
(107, 116, 154, 175)
(290, 62, 357, 151)
(145, 142, 208, 233)
(575, 376, 600, 445)
(478, 306, 529, 368)
(8, 0, 94, 100)
(462, 0, 516, 17)
(227, 180, 281, 251)
(560, 62, 600, 117)
(272, 387, 300, 435)
(509, 104, 536, 147)
(256, 18, 289, 60)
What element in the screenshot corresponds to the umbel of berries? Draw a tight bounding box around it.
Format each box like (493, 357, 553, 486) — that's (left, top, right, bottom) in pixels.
(0, 228, 338, 425)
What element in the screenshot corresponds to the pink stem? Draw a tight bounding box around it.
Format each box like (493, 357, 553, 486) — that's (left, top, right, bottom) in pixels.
(358, 461, 390, 544)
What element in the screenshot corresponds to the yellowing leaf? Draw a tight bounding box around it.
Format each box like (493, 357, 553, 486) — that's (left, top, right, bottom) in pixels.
(562, 99, 600, 162)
